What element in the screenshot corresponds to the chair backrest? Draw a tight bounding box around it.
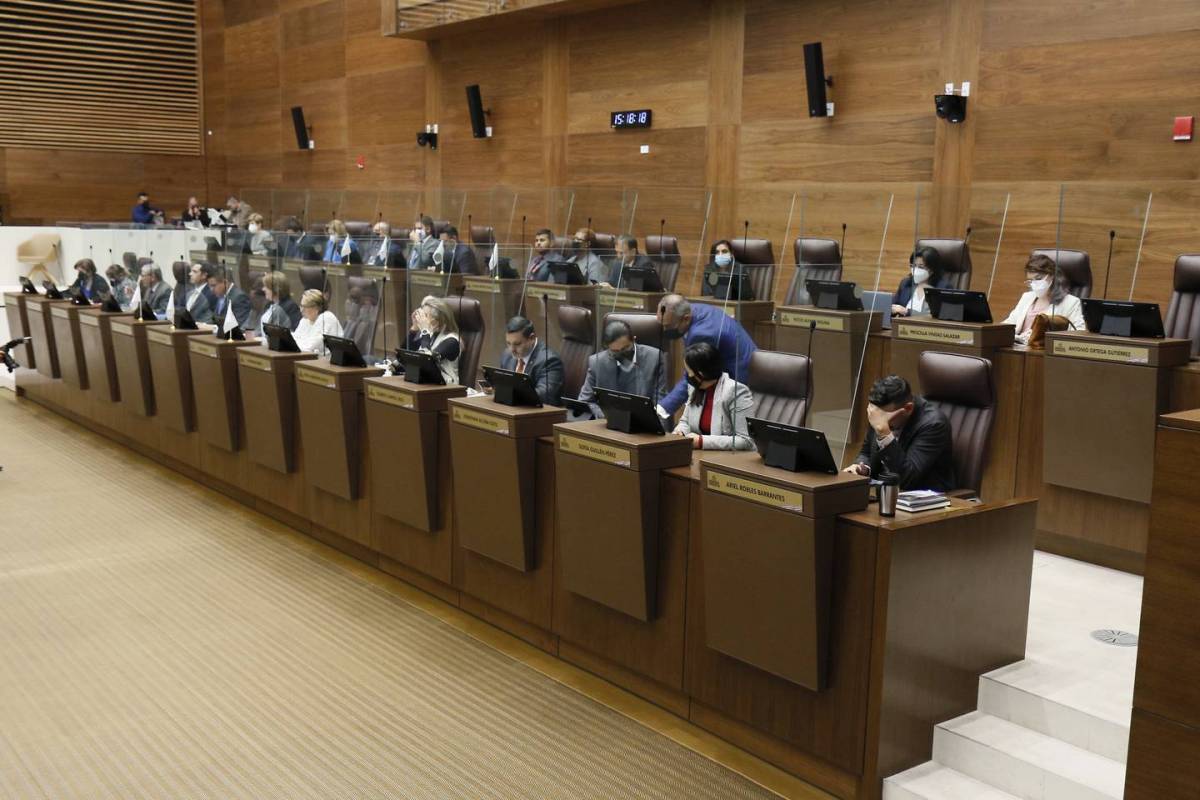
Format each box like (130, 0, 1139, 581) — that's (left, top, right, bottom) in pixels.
(603, 311, 667, 380)
(470, 225, 495, 247)
(557, 305, 595, 400)
(645, 234, 681, 291)
(432, 219, 451, 237)
(298, 265, 327, 293)
(729, 238, 776, 300)
(593, 232, 617, 261)
(553, 235, 573, 255)
(123, 251, 139, 273)
(343, 220, 373, 238)
(171, 261, 189, 284)
(1165, 254, 1200, 357)
(1030, 248, 1093, 299)
(918, 351, 995, 495)
(344, 276, 380, 354)
(785, 237, 844, 305)
(747, 350, 811, 428)
(445, 295, 484, 385)
(917, 238, 973, 290)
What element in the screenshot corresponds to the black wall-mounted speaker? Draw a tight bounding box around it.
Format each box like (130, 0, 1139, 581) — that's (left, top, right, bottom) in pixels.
(803, 42, 829, 118)
(466, 84, 488, 138)
(290, 106, 310, 149)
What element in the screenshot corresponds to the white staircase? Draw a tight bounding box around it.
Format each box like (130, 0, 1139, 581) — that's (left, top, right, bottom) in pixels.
(884, 553, 1140, 800)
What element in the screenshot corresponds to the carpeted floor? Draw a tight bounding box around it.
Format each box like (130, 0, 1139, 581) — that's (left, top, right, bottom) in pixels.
(0, 393, 784, 800)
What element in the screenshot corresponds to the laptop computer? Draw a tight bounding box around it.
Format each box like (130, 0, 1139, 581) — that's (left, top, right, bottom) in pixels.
(861, 290, 893, 329)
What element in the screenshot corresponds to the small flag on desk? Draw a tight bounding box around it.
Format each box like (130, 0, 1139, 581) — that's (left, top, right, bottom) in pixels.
(130, 284, 142, 314)
(165, 284, 175, 321)
(432, 239, 445, 270)
(340, 236, 352, 258)
(223, 296, 238, 333)
(488, 243, 499, 275)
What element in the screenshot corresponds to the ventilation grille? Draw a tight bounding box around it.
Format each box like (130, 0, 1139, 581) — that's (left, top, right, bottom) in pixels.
(0, 0, 201, 155)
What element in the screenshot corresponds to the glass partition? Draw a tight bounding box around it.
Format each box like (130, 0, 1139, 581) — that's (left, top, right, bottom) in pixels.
(1057, 183, 1153, 307)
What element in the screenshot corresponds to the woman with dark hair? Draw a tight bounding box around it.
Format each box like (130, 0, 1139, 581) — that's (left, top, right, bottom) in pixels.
(891, 246, 952, 318)
(69, 258, 110, 301)
(701, 239, 745, 297)
(671, 341, 754, 450)
(105, 263, 134, 310)
(1002, 253, 1085, 344)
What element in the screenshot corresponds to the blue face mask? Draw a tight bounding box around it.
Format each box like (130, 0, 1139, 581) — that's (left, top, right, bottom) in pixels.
(715, 253, 732, 267)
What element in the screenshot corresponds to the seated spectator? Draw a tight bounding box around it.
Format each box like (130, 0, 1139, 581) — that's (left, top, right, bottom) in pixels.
(226, 195, 253, 229)
(131, 191, 163, 226)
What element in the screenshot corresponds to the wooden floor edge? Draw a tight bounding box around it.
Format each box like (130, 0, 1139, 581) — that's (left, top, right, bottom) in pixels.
(8, 386, 833, 800)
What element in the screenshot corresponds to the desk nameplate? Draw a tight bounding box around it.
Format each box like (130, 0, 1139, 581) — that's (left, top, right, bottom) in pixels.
(896, 323, 977, 346)
(451, 405, 510, 435)
(78, 314, 100, 328)
(237, 352, 272, 372)
(366, 383, 416, 409)
(295, 365, 336, 389)
(111, 323, 134, 337)
(539, 287, 568, 302)
(147, 331, 173, 347)
(779, 310, 846, 331)
(558, 433, 632, 467)
(1050, 338, 1150, 365)
(410, 272, 452, 289)
(189, 341, 219, 358)
(705, 470, 805, 514)
(463, 278, 503, 294)
(598, 291, 648, 310)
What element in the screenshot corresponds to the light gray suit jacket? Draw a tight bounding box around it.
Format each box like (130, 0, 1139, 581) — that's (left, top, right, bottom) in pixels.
(672, 373, 755, 451)
(577, 343, 666, 418)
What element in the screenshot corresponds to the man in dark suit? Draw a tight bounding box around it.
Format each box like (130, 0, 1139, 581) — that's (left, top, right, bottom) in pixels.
(207, 267, 253, 329)
(602, 234, 655, 287)
(499, 315, 564, 406)
(524, 228, 562, 282)
(576, 319, 666, 418)
(436, 226, 478, 274)
(365, 221, 406, 267)
(280, 217, 321, 261)
(845, 374, 956, 491)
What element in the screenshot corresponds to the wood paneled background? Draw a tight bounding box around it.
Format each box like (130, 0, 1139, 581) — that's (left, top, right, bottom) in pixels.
(3, 0, 1200, 307)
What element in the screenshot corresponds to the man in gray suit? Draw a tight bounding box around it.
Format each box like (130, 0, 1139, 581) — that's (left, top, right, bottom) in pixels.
(407, 215, 439, 269)
(138, 264, 171, 317)
(577, 319, 667, 419)
(499, 315, 564, 406)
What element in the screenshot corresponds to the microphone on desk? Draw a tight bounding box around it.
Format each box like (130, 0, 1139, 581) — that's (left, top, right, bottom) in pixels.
(964, 225, 973, 243)
(1101, 229, 1116, 300)
(803, 319, 817, 427)
(539, 292, 550, 402)
(840, 223, 847, 259)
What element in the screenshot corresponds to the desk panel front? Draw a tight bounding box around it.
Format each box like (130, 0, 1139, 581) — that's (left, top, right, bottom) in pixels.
(49, 304, 88, 389)
(3, 292, 35, 370)
(24, 295, 64, 379)
(79, 308, 129, 403)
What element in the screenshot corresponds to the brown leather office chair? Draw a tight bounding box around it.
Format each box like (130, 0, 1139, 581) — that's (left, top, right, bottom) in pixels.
(298, 265, 327, 293)
(344, 277, 380, 354)
(433, 219, 451, 237)
(1030, 248, 1093, 300)
(343, 221, 373, 238)
(645, 235, 681, 291)
(917, 238, 973, 290)
(553, 235, 573, 255)
(785, 237, 843, 305)
(747, 350, 812, 428)
(122, 251, 139, 274)
(1165, 254, 1200, 357)
(170, 261, 189, 306)
(603, 311, 667, 382)
(558, 305, 595, 399)
(918, 351, 995, 496)
(445, 295, 484, 386)
(593, 232, 617, 261)
(729, 238, 776, 301)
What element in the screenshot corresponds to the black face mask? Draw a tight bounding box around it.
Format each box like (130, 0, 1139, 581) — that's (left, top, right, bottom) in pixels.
(662, 325, 685, 341)
(686, 373, 704, 389)
(611, 347, 634, 363)
(572, 239, 586, 250)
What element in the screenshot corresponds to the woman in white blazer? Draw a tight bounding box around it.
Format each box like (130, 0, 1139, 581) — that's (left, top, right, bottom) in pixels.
(672, 341, 755, 451)
(294, 289, 343, 356)
(1002, 253, 1086, 344)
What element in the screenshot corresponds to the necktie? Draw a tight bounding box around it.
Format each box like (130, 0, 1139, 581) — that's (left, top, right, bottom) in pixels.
(516, 358, 526, 374)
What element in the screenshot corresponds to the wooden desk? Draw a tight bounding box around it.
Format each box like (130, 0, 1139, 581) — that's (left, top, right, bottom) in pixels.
(3, 291, 35, 370)
(23, 295, 65, 379)
(889, 318, 1015, 388)
(596, 287, 663, 315)
(146, 327, 211, 434)
(462, 276, 526, 377)
(1125, 409, 1200, 798)
(522, 282, 596, 353)
(189, 337, 259, 452)
(111, 318, 169, 417)
(49, 303, 89, 390)
(365, 377, 465, 588)
(78, 307, 130, 403)
(408, 269, 463, 300)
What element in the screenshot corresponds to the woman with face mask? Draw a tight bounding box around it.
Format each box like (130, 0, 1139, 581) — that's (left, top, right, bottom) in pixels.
(701, 239, 744, 298)
(1002, 253, 1086, 344)
(322, 219, 361, 264)
(891, 246, 951, 317)
(246, 213, 275, 256)
(671, 341, 755, 451)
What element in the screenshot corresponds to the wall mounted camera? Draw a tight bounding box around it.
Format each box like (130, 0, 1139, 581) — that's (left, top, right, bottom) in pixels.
(417, 124, 439, 150)
(935, 82, 970, 124)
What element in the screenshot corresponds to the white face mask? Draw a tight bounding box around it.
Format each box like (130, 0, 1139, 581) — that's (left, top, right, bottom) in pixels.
(1030, 277, 1052, 297)
(248, 223, 260, 234)
(328, 233, 337, 243)
(912, 266, 930, 285)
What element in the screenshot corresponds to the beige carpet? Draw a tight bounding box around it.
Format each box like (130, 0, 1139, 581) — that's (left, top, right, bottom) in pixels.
(0, 393, 782, 800)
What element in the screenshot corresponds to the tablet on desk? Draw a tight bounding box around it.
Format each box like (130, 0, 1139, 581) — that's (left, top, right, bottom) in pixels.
(747, 417, 838, 474)
(594, 388, 664, 435)
(482, 365, 542, 407)
(325, 335, 366, 367)
(806, 280, 862, 311)
(396, 348, 444, 384)
(263, 323, 300, 353)
(926, 289, 993, 323)
(547, 261, 587, 286)
(562, 396, 594, 419)
(1082, 299, 1164, 338)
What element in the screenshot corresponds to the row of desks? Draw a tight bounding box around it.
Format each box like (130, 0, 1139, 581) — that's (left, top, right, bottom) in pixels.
(7, 291, 1038, 800)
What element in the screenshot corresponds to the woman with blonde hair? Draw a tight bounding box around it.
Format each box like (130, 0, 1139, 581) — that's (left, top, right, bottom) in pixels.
(294, 289, 343, 356)
(322, 219, 361, 264)
(404, 295, 462, 384)
(246, 213, 275, 255)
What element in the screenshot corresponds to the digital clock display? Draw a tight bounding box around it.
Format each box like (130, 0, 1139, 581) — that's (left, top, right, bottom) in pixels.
(611, 110, 653, 129)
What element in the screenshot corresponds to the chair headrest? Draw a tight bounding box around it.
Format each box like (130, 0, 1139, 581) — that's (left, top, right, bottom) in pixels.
(432, 219, 451, 237)
(445, 295, 483, 333)
(347, 276, 378, 298)
(730, 238, 774, 266)
(171, 261, 188, 282)
(645, 235, 679, 257)
(553, 236, 573, 253)
(794, 237, 841, 267)
(343, 221, 373, 238)
(471, 225, 495, 245)
(1175, 254, 1200, 292)
(603, 312, 661, 349)
(1031, 248, 1091, 286)
(123, 251, 138, 271)
(558, 304, 594, 344)
(298, 266, 326, 291)
(593, 233, 616, 251)
(917, 238, 972, 274)
(748, 351, 809, 398)
(918, 351, 994, 408)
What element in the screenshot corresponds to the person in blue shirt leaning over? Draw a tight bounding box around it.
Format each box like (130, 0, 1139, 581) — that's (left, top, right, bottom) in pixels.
(655, 294, 756, 417)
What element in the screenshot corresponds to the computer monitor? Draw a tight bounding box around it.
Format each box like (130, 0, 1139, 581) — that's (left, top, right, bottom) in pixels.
(263, 323, 301, 353)
(69, 288, 92, 306)
(99, 293, 122, 313)
(397, 348, 445, 384)
(747, 417, 838, 474)
(138, 301, 157, 321)
(174, 309, 199, 330)
(215, 322, 245, 341)
(492, 257, 518, 279)
(42, 282, 65, 300)
(1081, 299, 1165, 338)
(325, 335, 366, 367)
(619, 265, 663, 293)
(805, 280, 863, 311)
(562, 396, 593, 419)
(594, 388, 665, 435)
(482, 365, 542, 407)
(705, 270, 755, 301)
(926, 288, 993, 323)
(861, 290, 893, 329)
(19, 277, 39, 295)
(547, 261, 587, 286)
